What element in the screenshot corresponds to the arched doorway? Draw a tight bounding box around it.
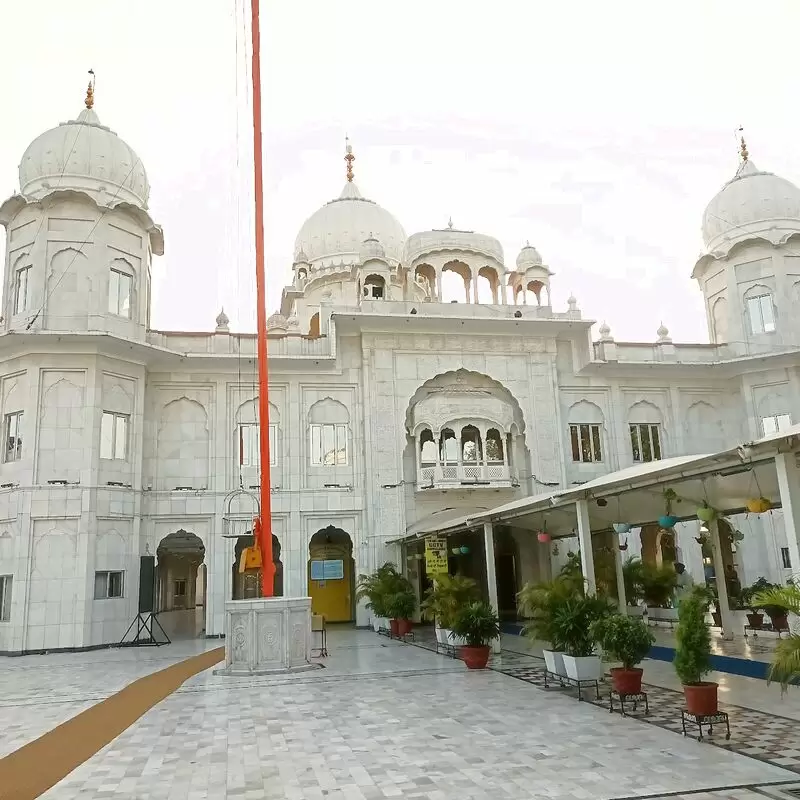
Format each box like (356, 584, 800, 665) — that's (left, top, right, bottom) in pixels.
(156, 530, 206, 639)
(232, 533, 283, 599)
(308, 526, 355, 622)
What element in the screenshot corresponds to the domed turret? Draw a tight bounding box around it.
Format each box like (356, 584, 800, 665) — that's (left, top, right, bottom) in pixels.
(702, 139, 800, 253)
(359, 234, 386, 264)
(18, 80, 150, 210)
(294, 142, 406, 270)
(516, 242, 543, 270)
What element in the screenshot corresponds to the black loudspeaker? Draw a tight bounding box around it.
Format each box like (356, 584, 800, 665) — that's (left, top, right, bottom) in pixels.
(138, 556, 156, 613)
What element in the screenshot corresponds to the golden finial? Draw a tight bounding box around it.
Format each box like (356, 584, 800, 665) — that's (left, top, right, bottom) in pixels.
(345, 135, 355, 182)
(85, 69, 95, 110)
(736, 125, 748, 162)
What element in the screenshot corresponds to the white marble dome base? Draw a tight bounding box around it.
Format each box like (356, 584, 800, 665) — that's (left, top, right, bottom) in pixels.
(216, 597, 314, 675)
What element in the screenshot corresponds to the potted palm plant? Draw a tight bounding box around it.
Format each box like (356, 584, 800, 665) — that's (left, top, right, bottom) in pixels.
(356, 563, 404, 632)
(752, 584, 800, 692)
(420, 574, 478, 645)
(385, 587, 417, 636)
(754, 580, 790, 631)
(554, 595, 612, 681)
(518, 578, 574, 676)
(591, 613, 654, 694)
(622, 556, 646, 616)
(641, 563, 678, 624)
(450, 601, 501, 669)
(674, 586, 717, 715)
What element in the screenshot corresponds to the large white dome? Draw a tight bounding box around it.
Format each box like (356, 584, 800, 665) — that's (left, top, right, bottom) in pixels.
(19, 103, 150, 210)
(294, 181, 406, 268)
(702, 159, 800, 252)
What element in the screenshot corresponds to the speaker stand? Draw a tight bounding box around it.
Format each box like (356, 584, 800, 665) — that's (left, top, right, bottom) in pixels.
(119, 612, 171, 647)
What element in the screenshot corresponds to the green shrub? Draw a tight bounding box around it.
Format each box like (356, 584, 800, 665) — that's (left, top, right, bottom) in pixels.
(420, 574, 479, 629)
(356, 563, 410, 618)
(451, 601, 501, 647)
(551, 595, 613, 657)
(641, 563, 677, 608)
(517, 578, 576, 651)
(673, 586, 712, 686)
(385, 589, 417, 620)
(592, 613, 654, 669)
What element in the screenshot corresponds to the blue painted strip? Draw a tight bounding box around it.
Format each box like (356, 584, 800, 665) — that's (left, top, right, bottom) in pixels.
(647, 644, 770, 680)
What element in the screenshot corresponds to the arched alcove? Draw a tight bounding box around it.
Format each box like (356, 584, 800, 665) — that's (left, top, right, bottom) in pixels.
(232, 532, 283, 599)
(156, 529, 206, 639)
(307, 526, 355, 622)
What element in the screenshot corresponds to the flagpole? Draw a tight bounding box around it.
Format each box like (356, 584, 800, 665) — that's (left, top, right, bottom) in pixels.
(250, 0, 275, 597)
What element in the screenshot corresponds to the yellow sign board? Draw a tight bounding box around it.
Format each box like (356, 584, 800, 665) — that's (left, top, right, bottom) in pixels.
(425, 537, 449, 575)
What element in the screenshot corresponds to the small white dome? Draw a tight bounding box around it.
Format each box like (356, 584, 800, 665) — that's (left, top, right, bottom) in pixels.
(599, 321, 612, 339)
(294, 182, 406, 268)
(516, 241, 542, 269)
(268, 312, 288, 330)
(215, 308, 230, 330)
(359, 234, 386, 263)
(702, 159, 800, 251)
(19, 104, 150, 209)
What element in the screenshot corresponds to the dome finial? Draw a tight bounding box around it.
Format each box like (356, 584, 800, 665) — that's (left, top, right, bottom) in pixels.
(447, 216, 454, 230)
(737, 126, 748, 163)
(85, 69, 95, 110)
(345, 135, 355, 182)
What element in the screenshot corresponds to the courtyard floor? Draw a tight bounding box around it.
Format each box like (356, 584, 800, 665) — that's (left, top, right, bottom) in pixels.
(3, 629, 800, 799)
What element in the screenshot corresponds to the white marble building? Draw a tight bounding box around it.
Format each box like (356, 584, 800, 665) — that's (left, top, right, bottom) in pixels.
(0, 92, 798, 654)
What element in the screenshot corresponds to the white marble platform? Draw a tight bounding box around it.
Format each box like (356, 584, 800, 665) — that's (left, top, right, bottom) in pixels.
(216, 596, 313, 675)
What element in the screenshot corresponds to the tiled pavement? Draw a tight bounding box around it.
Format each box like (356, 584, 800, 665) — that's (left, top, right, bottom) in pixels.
(1, 631, 793, 800)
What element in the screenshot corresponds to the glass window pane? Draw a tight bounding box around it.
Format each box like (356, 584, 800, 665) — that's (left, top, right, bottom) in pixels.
(579, 424, 592, 463)
(336, 425, 347, 465)
(108, 271, 120, 313)
(777, 414, 792, 432)
(760, 295, 775, 332)
(569, 426, 579, 462)
(114, 416, 127, 460)
(651, 425, 662, 460)
(94, 572, 107, 599)
(591, 425, 602, 461)
(762, 416, 778, 435)
(109, 572, 123, 598)
(119, 274, 132, 318)
(629, 425, 641, 462)
(322, 425, 336, 465)
(100, 413, 113, 459)
(641, 425, 653, 462)
(269, 424, 276, 465)
(311, 425, 321, 464)
(0, 576, 11, 621)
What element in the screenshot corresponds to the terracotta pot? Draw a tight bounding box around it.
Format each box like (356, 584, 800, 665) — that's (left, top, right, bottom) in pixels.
(610, 667, 643, 695)
(768, 612, 788, 631)
(683, 682, 719, 716)
(397, 618, 413, 636)
(389, 619, 400, 636)
(711, 611, 722, 627)
(460, 645, 491, 669)
(746, 612, 764, 629)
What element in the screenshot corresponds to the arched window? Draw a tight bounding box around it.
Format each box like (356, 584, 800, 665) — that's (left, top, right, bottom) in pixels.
(108, 267, 133, 318)
(363, 274, 386, 300)
(440, 428, 458, 462)
(460, 425, 481, 463)
(308, 398, 349, 466)
(419, 429, 437, 464)
(485, 429, 504, 462)
(309, 312, 320, 338)
(235, 399, 278, 467)
(744, 285, 776, 335)
(567, 401, 604, 463)
(628, 401, 663, 463)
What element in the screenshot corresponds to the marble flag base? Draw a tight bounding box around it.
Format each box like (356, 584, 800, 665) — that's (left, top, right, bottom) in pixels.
(215, 596, 315, 675)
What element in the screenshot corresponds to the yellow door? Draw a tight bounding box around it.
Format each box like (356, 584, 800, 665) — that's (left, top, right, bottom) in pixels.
(307, 557, 352, 622)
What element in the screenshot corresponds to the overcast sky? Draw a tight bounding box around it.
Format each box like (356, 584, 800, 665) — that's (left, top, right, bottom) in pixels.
(2, 0, 800, 342)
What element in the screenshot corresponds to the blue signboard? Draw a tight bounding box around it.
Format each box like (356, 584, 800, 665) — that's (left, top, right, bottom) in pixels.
(310, 559, 344, 581)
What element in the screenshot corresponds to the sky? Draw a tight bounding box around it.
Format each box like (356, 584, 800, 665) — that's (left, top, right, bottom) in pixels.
(2, 0, 800, 342)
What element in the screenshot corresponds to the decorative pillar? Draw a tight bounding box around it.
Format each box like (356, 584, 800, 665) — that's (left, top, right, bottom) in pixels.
(575, 499, 596, 596)
(614, 541, 626, 610)
(708, 517, 735, 640)
(483, 522, 501, 654)
(775, 452, 800, 581)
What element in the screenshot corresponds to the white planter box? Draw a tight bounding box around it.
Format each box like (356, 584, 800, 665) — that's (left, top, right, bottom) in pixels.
(435, 627, 449, 645)
(543, 649, 567, 676)
(562, 654, 603, 682)
(647, 606, 678, 624)
(626, 605, 646, 617)
(372, 617, 389, 632)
